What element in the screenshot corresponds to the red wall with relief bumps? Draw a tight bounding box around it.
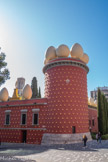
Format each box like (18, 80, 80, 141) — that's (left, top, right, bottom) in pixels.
(0, 98, 47, 144)
(88, 106, 98, 133)
(44, 58, 89, 134)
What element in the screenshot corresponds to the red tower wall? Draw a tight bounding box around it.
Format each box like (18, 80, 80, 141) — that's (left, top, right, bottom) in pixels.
(43, 58, 89, 134)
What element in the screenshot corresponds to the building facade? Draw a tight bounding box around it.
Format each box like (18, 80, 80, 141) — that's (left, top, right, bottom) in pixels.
(0, 43, 98, 144)
(0, 99, 47, 144)
(90, 86, 108, 101)
(0, 57, 98, 144)
(0, 98, 98, 144)
(88, 105, 98, 133)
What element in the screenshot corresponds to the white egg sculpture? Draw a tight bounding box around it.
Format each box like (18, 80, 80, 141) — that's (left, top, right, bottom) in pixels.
(80, 53, 89, 64)
(44, 59, 49, 65)
(70, 43, 83, 59)
(56, 44, 70, 57)
(22, 84, 32, 99)
(90, 97, 94, 105)
(45, 46, 56, 61)
(94, 100, 97, 105)
(0, 88, 9, 101)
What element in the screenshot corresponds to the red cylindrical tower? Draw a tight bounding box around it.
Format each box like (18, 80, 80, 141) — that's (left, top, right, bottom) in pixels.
(42, 57, 90, 144)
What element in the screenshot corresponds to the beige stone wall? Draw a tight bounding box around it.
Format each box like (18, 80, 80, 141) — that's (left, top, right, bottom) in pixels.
(41, 132, 92, 145)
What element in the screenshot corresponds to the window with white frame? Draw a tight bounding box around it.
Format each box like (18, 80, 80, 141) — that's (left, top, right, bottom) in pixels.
(21, 109, 27, 125)
(21, 113, 26, 125)
(5, 110, 11, 125)
(6, 114, 10, 125)
(32, 109, 40, 125)
(33, 113, 38, 125)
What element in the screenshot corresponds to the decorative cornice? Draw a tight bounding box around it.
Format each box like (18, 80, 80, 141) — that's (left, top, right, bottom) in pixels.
(32, 108, 40, 112)
(20, 109, 28, 112)
(5, 110, 11, 113)
(0, 127, 46, 130)
(0, 102, 47, 108)
(88, 104, 97, 110)
(43, 59, 89, 74)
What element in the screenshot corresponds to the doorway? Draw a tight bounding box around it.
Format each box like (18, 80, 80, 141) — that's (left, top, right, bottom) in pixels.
(22, 130, 27, 143)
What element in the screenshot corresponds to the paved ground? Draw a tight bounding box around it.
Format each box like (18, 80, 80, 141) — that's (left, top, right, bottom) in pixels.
(0, 140, 108, 162)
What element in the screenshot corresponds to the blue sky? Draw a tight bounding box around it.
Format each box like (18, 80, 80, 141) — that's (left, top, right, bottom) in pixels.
(0, 0, 108, 97)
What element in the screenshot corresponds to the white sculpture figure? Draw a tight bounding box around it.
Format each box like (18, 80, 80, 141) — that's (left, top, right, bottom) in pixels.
(15, 78, 25, 96)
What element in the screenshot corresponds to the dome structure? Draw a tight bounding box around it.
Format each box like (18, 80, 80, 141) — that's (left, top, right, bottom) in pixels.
(56, 44, 70, 57)
(70, 43, 83, 59)
(45, 46, 56, 61)
(80, 53, 89, 64)
(22, 84, 32, 99)
(0, 88, 9, 102)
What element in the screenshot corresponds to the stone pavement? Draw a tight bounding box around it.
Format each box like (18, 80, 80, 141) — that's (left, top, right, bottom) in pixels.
(0, 140, 108, 162)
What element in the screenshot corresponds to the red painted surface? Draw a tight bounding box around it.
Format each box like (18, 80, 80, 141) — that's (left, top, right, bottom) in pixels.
(44, 58, 89, 134)
(0, 129, 44, 144)
(0, 58, 98, 144)
(88, 106, 98, 133)
(0, 98, 47, 144)
(0, 98, 47, 106)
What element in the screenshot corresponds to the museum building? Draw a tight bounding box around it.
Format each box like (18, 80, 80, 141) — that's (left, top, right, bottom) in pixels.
(0, 43, 98, 144)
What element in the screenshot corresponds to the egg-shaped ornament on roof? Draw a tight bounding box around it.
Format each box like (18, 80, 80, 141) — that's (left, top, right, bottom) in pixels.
(90, 97, 94, 105)
(70, 43, 83, 59)
(80, 53, 89, 64)
(56, 44, 70, 57)
(22, 84, 32, 99)
(44, 58, 49, 65)
(45, 46, 57, 61)
(94, 100, 97, 106)
(0, 87, 9, 101)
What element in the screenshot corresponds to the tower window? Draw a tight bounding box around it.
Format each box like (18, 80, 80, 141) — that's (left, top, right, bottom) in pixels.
(72, 126, 76, 133)
(89, 120, 91, 126)
(92, 119, 94, 126)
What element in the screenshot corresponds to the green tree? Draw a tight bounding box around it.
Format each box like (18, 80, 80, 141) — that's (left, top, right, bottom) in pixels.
(98, 89, 108, 135)
(38, 86, 41, 98)
(98, 89, 103, 134)
(106, 102, 108, 133)
(0, 49, 10, 86)
(101, 94, 106, 134)
(31, 77, 38, 98)
(104, 97, 108, 134)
